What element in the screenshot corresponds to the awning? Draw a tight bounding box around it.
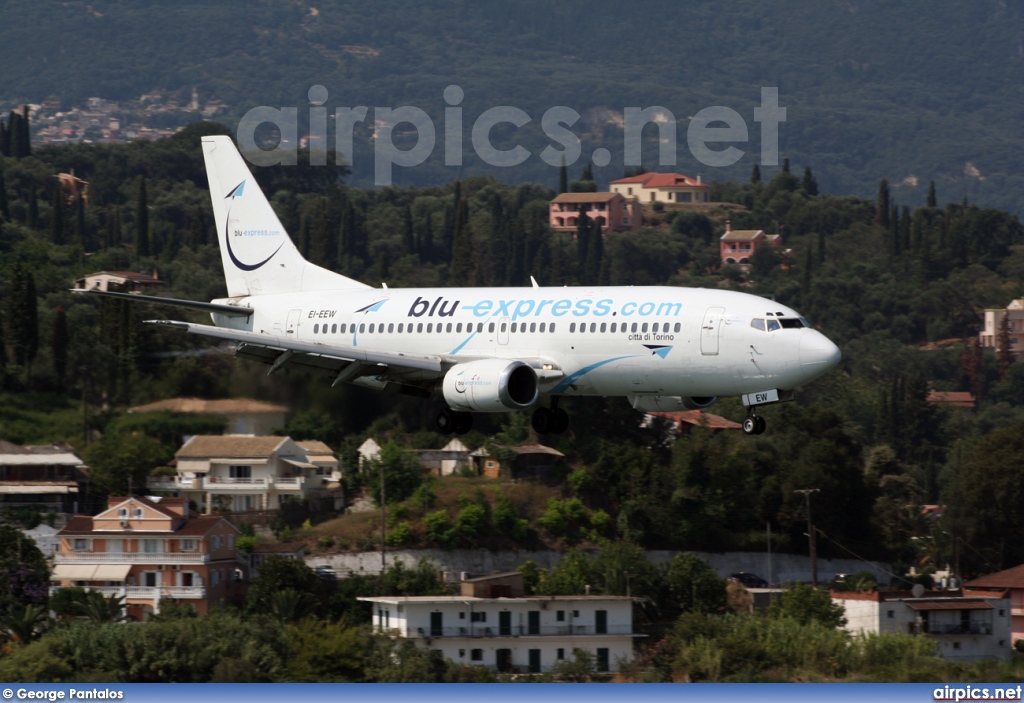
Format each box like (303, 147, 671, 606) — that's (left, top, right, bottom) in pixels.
(51, 564, 98, 580)
(906, 600, 994, 611)
(282, 458, 318, 470)
(92, 564, 132, 580)
(0, 484, 78, 494)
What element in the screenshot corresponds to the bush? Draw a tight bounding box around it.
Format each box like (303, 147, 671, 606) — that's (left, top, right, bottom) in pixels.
(386, 521, 414, 546)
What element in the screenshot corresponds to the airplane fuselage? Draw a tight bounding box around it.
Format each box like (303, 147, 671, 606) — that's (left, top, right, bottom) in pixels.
(212, 285, 839, 402)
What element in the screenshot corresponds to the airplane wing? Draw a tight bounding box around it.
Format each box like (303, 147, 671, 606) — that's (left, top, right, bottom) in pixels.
(145, 320, 443, 386)
(71, 288, 253, 317)
(145, 319, 566, 387)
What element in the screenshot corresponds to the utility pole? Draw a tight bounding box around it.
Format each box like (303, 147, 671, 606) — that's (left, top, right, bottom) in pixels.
(794, 489, 820, 586)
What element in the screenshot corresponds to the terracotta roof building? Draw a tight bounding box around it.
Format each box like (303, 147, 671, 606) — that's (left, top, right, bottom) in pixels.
(609, 172, 711, 204)
(51, 495, 245, 620)
(129, 398, 289, 436)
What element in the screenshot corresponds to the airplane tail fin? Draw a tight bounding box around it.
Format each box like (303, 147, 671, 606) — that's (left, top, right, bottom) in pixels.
(201, 135, 369, 297)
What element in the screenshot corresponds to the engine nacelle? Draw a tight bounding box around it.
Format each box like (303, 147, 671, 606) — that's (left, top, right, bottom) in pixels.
(442, 359, 539, 412)
(631, 395, 718, 412)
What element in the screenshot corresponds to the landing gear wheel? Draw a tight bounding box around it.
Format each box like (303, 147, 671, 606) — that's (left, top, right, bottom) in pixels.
(436, 408, 457, 434)
(550, 408, 569, 435)
(742, 416, 757, 435)
(454, 412, 473, 435)
(531, 407, 553, 434)
(755, 416, 767, 435)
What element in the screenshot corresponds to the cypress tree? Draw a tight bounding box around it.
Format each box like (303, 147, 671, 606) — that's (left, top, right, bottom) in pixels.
(402, 204, 415, 255)
(50, 186, 65, 245)
(875, 179, 890, 228)
(801, 166, 818, 196)
(559, 157, 568, 194)
(900, 205, 911, 253)
(0, 118, 8, 156)
(75, 194, 88, 248)
(576, 206, 591, 280)
(0, 165, 8, 220)
(782, 157, 790, 174)
(52, 305, 69, 391)
(18, 105, 30, 157)
(751, 163, 761, 183)
(996, 312, 1014, 380)
(449, 195, 473, 284)
(817, 230, 826, 264)
(927, 180, 937, 208)
(135, 176, 150, 258)
(28, 188, 38, 230)
(585, 219, 603, 284)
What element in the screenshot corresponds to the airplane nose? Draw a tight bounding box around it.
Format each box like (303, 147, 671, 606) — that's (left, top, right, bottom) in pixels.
(799, 330, 841, 368)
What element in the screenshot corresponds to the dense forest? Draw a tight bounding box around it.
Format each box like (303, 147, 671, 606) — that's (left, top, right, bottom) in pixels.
(0, 122, 1022, 579)
(2, 1, 1024, 210)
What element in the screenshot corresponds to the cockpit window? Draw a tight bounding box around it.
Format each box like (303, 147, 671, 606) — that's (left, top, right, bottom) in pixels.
(779, 318, 806, 329)
(751, 318, 766, 331)
(766, 319, 781, 332)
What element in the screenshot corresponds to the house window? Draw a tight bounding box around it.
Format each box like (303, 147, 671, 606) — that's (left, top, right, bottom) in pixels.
(229, 465, 252, 479)
(952, 642, 960, 650)
(133, 508, 143, 518)
(887, 610, 895, 619)
(459, 612, 465, 619)
(180, 539, 196, 552)
(142, 539, 162, 553)
(143, 572, 157, 587)
(118, 508, 128, 518)
(211, 570, 220, 586)
(73, 539, 88, 551)
(573, 610, 579, 617)
(556, 610, 565, 622)
(557, 648, 565, 660)
(1000, 609, 1006, 617)
(471, 612, 487, 623)
(459, 649, 466, 658)
(471, 649, 483, 661)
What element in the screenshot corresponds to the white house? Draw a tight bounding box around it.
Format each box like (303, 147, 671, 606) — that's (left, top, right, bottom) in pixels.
(833, 589, 1012, 662)
(609, 172, 711, 204)
(359, 572, 641, 674)
(150, 435, 342, 513)
(979, 298, 1024, 356)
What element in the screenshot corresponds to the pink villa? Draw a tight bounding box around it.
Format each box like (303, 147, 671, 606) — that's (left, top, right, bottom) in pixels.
(719, 222, 782, 267)
(609, 172, 711, 204)
(549, 192, 641, 233)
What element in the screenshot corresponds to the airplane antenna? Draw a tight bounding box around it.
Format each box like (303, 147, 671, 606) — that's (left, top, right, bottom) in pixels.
(381, 282, 388, 289)
(530, 276, 539, 288)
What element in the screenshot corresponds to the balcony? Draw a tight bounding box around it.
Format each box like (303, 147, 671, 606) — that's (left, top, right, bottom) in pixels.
(50, 585, 207, 600)
(924, 622, 993, 636)
(410, 624, 636, 638)
(148, 476, 306, 492)
(55, 552, 208, 565)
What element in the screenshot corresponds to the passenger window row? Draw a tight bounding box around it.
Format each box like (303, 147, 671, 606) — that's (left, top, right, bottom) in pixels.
(309, 320, 684, 335)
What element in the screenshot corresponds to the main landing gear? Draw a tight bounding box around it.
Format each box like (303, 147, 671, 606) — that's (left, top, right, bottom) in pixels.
(742, 411, 767, 435)
(437, 408, 473, 435)
(531, 399, 569, 435)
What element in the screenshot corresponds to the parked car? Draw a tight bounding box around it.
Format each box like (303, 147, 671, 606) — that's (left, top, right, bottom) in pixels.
(729, 572, 769, 588)
(315, 565, 336, 578)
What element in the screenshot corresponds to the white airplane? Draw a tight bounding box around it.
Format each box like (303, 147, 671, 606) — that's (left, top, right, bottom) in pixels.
(76, 135, 841, 436)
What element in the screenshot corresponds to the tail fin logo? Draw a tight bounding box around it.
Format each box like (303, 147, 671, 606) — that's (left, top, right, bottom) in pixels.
(223, 180, 284, 272)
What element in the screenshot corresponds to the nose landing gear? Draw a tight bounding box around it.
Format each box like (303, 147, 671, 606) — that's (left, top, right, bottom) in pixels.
(742, 412, 766, 435)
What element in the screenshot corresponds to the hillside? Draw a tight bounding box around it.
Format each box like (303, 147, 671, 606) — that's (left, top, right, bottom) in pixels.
(2, 1, 1024, 210)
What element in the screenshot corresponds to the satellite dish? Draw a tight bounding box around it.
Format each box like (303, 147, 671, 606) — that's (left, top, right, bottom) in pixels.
(911, 583, 926, 598)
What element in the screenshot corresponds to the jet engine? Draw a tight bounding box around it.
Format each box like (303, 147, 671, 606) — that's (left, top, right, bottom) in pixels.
(442, 359, 539, 412)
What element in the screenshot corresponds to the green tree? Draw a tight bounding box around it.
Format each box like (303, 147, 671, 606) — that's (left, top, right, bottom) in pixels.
(751, 163, 761, 183)
(364, 440, 425, 506)
(876, 178, 890, 228)
(82, 432, 173, 496)
(768, 582, 847, 628)
(0, 164, 8, 220)
(247, 554, 326, 616)
(286, 618, 370, 681)
(51, 305, 69, 390)
(0, 522, 50, 619)
(135, 175, 150, 258)
(50, 186, 64, 244)
(927, 180, 937, 207)
(660, 552, 728, 615)
(802, 166, 819, 195)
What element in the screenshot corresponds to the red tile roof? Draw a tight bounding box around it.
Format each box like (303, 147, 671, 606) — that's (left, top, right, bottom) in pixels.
(966, 564, 1024, 589)
(56, 514, 237, 537)
(610, 172, 709, 188)
(926, 391, 976, 408)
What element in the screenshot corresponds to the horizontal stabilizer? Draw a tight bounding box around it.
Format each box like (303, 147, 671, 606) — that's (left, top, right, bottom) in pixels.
(71, 288, 252, 317)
